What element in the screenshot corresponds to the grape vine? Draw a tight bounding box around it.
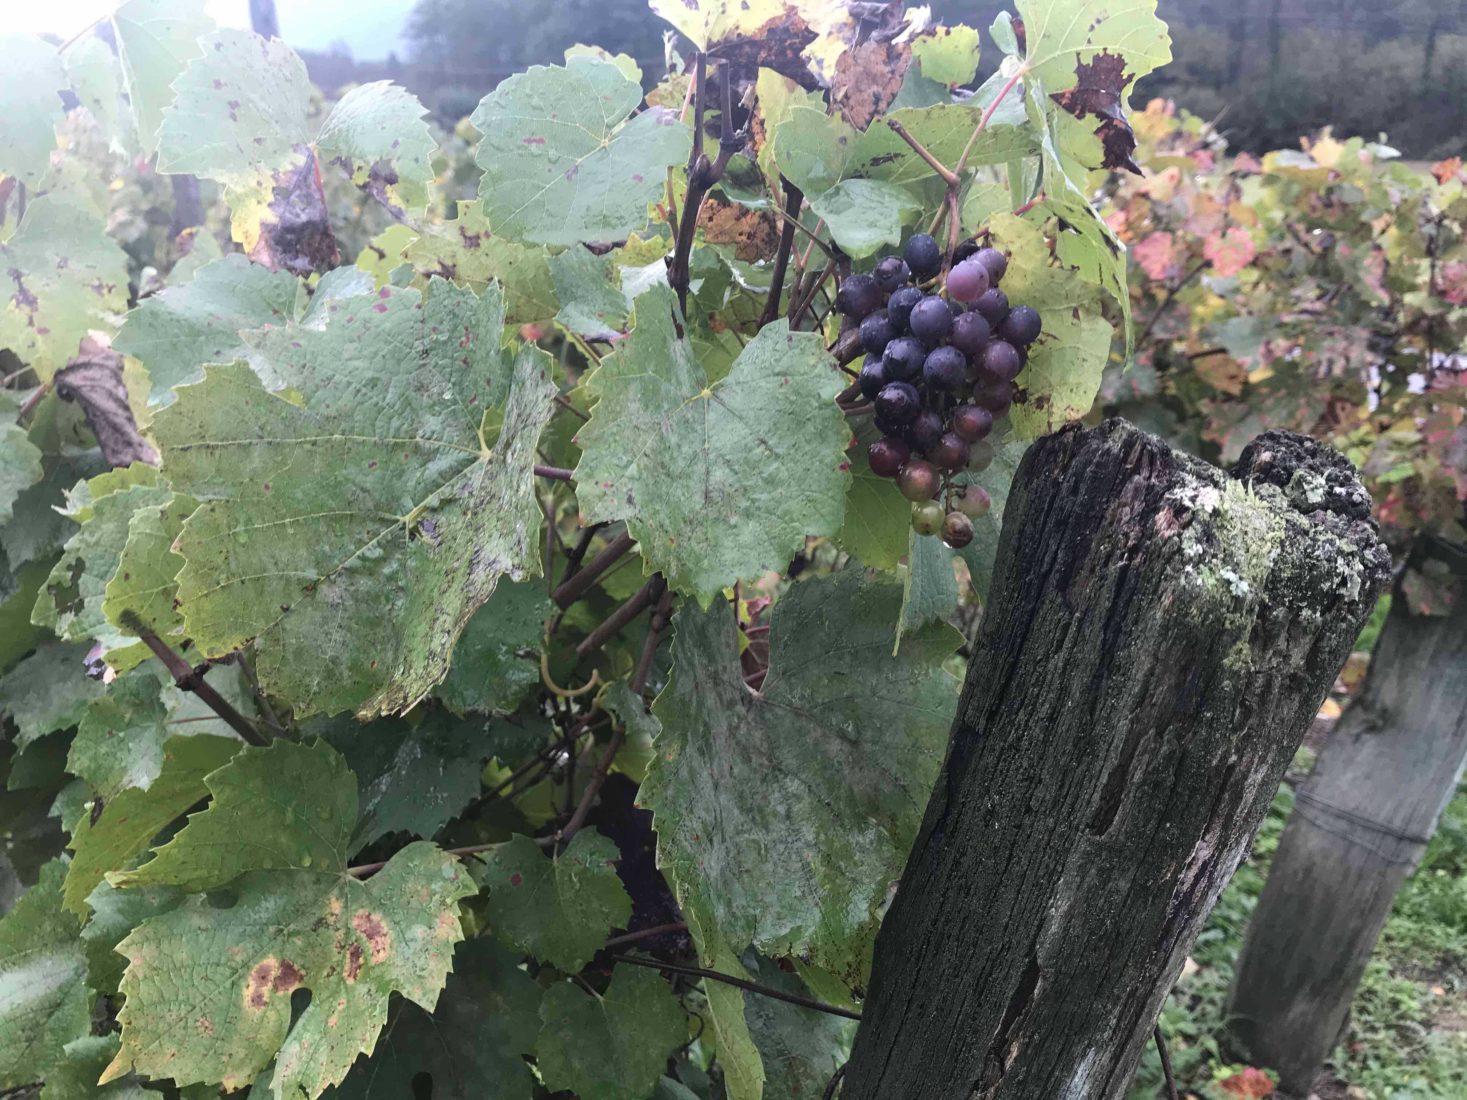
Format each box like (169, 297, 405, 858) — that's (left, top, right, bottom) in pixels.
(0, 0, 1171, 1097)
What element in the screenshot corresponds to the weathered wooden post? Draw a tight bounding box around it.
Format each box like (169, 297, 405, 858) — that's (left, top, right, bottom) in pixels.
(1226, 538, 1467, 1096)
(842, 421, 1390, 1100)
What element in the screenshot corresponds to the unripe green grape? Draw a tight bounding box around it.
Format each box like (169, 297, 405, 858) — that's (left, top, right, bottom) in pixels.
(912, 500, 944, 535)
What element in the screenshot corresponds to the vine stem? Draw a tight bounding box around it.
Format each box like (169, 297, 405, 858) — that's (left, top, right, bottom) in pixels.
(631, 588, 675, 695)
(669, 55, 740, 315)
(553, 531, 636, 608)
(575, 575, 666, 659)
(761, 179, 807, 329)
(121, 616, 269, 748)
(955, 67, 1025, 178)
(886, 120, 960, 188)
(536, 723, 624, 849)
(610, 953, 863, 1020)
(604, 922, 687, 949)
(534, 463, 574, 482)
(1154, 1023, 1179, 1100)
(17, 382, 49, 424)
(822, 1064, 847, 1100)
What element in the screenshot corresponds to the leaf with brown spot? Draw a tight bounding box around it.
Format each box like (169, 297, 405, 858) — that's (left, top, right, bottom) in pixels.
(696, 195, 781, 262)
(102, 741, 475, 1099)
(831, 39, 910, 131)
(1049, 51, 1141, 174)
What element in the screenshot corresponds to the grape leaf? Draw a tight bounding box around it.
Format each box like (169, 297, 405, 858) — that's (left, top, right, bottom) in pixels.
(0, 642, 106, 750)
(575, 285, 850, 597)
(153, 279, 557, 717)
(316, 710, 505, 847)
(0, 860, 89, 1088)
(0, 35, 64, 190)
(550, 245, 630, 339)
(1017, 0, 1172, 92)
(330, 938, 541, 1100)
(155, 28, 314, 251)
(400, 201, 558, 324)
(471, 57, 691, 246)
(808, 178, 921, 259)
(0, 424, 44, 525)
(101, 492, 198, 642)
(741, 951, 852, 1099)
(0, 195, 130, 382)
(1, 448, 109, 570)
(67, 668, 172, 798)
(910, 25, 981, 86)
(478, 830, 632, 971)
(102, 741, 476, 1098)
(64, 733, 241, 917)
(642, 569, 961, 984)
(980, 213, 1114, 437)
(0, 558, 50, 675)
(835, 422, 909, 571)
(80, 879, 184, 994)
(32, 466, 172, 671)
(111, 0, 215, 157)
(315, 82, 435, 214)
(649, 0, 787, 49)
(113, 255, 299, 406)
(63, 35, 136, 158)
(39, 1035, 157, 1100)
(534, 967, 686, 1100)
(435, 579, 550, 716)
(848, 101, 1033, 185)
(896, 528, 959, 653)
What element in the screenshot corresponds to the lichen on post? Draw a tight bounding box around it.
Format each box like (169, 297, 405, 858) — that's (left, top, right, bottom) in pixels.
(841, 420, 1390, 1100)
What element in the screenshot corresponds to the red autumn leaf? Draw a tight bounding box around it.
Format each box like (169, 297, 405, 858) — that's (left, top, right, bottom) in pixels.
(1204, 227, 1256, 277)
(1431, 156, 1462, 185)
(1218, 1065, 1276, 1098)
(1132, 231, 1179, 281)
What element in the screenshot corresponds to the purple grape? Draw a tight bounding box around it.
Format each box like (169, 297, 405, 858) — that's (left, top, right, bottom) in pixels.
(836, 274, 884, 318)
(953, 238, 979, 264)
(942, 511, 975, 548)
(951, 404, 993, 442)
(980, 340, 1024, 382)
(875, 381, 921, 424)
(947, 259, 990, 303)
(904, 233, 942, 280)
(873, 256, 911, 293)
(973, 288, 1009, 326)
(910, 409, 944, 452)
(955, 484, 992, 517)
(973, 247, 1008, 284)
(887, 286, 923, 332)
(860, 312, 896, 355)
(898, 460, 940, 501)
(882, 336, 926, 382)
(950, 311, 991, 358)
(972, 378, 1014, 414)
(1000, 305, 1042, 347)
(909, 295, 954, 343)
(923, 345, 967, 390)
(868, 436, 910, 478)
(931, 432, 970, 472)
(858, 355, 888, 400)
(948, 299, 966, 317)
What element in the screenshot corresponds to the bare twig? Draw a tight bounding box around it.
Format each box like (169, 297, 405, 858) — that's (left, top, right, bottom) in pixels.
(233, 653, 286, 736)
(17, 382, 49, 424)
(822, 1064, 847, 1100)
(534, 464, 574, 482)
(554, 393, 591, 422)
(1135, 259, 1210, 349)
(121, 615, 269, 748)
(669, 56, 742, 315)
(536, 723, 625, 848)
(887, 119, 960, 187)
(610, 953, 863, 1020)
(560, 522, 609, 586)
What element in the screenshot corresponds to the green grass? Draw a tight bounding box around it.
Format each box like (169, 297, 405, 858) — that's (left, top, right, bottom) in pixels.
(1127, 755, 1467, 1099)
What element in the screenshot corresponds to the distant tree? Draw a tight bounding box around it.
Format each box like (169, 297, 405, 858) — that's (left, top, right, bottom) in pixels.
(406, 0, 666, 84)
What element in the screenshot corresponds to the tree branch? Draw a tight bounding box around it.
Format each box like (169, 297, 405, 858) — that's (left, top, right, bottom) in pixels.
(610, 953, 863, 1020)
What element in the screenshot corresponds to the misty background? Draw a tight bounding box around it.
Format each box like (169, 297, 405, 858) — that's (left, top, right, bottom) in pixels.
(27, 0, 1467, 157)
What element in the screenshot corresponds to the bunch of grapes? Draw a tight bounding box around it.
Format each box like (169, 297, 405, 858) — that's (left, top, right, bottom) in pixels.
(837, 233, 1041, 549)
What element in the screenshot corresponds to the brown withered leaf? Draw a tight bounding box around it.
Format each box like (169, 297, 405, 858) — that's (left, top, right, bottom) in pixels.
(1050, 51, 1141, 174)
(249, 147, 340, 276)
(833, 39, 910, 130)
(710, 9, 820, 89)
(54, 335, 159, 469)
(697, 195, 780, 262)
